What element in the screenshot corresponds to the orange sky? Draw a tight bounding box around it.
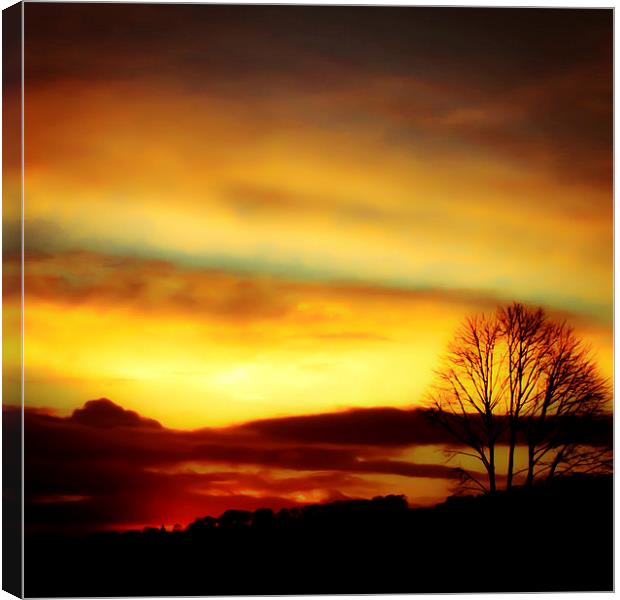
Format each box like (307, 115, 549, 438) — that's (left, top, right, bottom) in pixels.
(6, 4, 613, 525)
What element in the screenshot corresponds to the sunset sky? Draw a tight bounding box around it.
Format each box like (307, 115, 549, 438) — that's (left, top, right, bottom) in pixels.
(6, 4, 612, 530)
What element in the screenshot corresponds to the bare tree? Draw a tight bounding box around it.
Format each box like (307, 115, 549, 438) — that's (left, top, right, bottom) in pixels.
(520, 321, 610, 484)
(497, 303, 547, 489)
(427, 313, 507, 493)
(427, 302, 611, 493)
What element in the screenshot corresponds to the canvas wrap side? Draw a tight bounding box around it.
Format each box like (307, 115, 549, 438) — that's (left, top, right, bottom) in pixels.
(3, 2, 23, 597)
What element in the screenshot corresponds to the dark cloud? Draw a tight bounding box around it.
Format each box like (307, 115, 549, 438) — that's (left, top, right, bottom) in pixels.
(69, 398, 162, 429)
(241, 407, 448, 447)
(13, 248, 516, 321)
(23, 5, 611, 186)
(20, 398, 611, 532)
(21, 399, 461, 532)
(356, 460, 458, 479)
(24, 5, 610, 91)
(9, 243, 610, 335)
(5, 248, 507, 337)
(18, 250, 292, 321)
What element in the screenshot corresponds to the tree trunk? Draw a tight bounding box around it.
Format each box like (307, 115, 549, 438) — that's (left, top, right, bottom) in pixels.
(506, 422, 517, 490)
(488, 442, 496, 493)
(525, 442, 535, 486)
(547, 449, 564, 482)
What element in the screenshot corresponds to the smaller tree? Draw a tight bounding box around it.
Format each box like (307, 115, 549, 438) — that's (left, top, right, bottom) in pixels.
(520, 320, 610, 484)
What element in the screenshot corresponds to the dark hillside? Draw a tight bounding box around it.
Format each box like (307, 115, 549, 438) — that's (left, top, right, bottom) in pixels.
(25, 474, 612, 596)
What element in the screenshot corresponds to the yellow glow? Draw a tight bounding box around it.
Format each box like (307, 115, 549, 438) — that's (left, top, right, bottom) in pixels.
(14, 66, 612, 431)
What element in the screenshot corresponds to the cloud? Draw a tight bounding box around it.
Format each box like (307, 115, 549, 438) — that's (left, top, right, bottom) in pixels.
(69, 398, 162, 429)
(12, 248, 511, 322)
(16, 4, 612, 336)
(23, 5, 611, 188)
(18, 250, 292, 321)
(20, 398, 611, 532)
(240, 407, 449, 447)
(21, 399, 462, 532)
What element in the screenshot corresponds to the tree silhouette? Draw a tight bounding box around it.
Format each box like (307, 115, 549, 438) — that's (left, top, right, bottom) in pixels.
(497, 303, 547, 489)
(427, 302, 610, 492)
(426, 313, 507, 493)
(519, 319, 611, 483)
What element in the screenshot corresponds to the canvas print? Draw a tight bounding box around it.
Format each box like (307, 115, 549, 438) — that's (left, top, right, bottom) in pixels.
(2, 3, 613, 597)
